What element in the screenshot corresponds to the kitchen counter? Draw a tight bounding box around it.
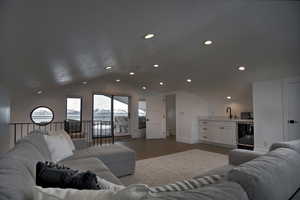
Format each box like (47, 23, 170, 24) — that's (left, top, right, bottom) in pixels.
(198, 116, 253, 124)
(198, 116, 254, 149)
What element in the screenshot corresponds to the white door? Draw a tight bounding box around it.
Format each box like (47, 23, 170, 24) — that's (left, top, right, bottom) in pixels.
(284, 78, 300, 141)
(146, 95, 166, 139)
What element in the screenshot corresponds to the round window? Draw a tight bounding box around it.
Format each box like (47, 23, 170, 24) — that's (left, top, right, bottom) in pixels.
(30, 106, 54, 125)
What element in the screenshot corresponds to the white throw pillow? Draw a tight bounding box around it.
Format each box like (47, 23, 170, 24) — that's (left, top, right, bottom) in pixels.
(33, 186, 116, 200)
(48, 130, 75, 151)
(43, 135, 73, 162)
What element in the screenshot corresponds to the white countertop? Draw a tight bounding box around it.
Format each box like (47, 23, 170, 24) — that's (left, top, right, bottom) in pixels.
(199, 116, 253, 123)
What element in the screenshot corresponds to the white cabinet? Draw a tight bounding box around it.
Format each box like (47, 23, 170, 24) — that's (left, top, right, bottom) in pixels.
(199, 120, 237, 146)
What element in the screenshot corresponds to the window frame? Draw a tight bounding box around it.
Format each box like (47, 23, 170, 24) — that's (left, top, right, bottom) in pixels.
(30, 106, 54, 126)
(66, 97, 83, 122)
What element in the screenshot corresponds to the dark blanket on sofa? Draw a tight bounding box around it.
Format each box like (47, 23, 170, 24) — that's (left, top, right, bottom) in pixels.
(36, 161, 98, 190)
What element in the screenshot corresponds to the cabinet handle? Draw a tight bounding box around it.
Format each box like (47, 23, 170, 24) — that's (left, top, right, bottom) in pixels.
(203, 128, 207, 130)
(203, 136, 207, 139)
(220, 127, 225, 130)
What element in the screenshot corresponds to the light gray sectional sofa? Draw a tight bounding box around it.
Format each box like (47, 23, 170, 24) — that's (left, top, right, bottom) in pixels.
(1, 133, 300, 200)
(0, 134, 135, 200)
(146, 140, 300, 200)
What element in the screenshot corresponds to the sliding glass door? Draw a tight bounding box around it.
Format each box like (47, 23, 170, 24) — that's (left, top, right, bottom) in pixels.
(113, 96, 129, 136)
(93, 94, 129, 138)
(93, 94, 112, 137)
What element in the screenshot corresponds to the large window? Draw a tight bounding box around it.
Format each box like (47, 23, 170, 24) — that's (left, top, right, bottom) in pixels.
(114, 96, 129, 136)
(66, 97, 82, 121)
(93, 94, 130, 137)
(31, 106, 54, 125)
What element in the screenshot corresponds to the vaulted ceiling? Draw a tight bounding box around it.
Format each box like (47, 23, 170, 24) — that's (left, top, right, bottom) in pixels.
(0, 0, 299, 99)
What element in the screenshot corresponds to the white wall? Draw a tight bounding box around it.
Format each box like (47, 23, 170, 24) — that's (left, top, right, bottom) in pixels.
(175, 91, 209, 144)
(253, 80, 284, 152)
(0, 85, 11, 153)
(10, 79, 144, 138)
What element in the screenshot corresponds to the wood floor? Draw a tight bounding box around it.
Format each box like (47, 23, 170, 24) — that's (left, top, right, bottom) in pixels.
(117, 136, 232, 160)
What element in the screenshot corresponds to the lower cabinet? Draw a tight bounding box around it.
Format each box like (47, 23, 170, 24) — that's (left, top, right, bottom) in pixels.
(199, 121, 237, 146)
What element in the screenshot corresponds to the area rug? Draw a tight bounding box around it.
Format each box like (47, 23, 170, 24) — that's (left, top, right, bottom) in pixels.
(120, 149, 228, 186)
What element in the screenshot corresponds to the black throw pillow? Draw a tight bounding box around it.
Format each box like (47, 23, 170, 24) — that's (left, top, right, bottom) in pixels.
(36, 161, 99, 190)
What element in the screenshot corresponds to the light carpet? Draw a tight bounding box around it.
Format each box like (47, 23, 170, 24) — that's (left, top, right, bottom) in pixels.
(120, 149, 228, 186)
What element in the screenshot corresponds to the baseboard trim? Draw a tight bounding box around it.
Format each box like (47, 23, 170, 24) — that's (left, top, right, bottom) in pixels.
(176, 137, 197, 144)
(199, 140, 236, 149)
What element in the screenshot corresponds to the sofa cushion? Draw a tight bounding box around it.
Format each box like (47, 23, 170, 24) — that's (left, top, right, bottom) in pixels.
(7, 141, 46, 178)
(228, 148, 300, 200)
(48, 129, 75, 151)
(0, 155, 36, 200)
(19, 133, 52, 161)
(229, 149, 265, 166)
(32, 186, 117, 200)
(65, 144, 136, 177)
(59, 157, 123, 185)
(193, 165, 234, 180)
(44, 134, 74, 162)
(270, 139, 300, 154)
(112, 181, 249, 200)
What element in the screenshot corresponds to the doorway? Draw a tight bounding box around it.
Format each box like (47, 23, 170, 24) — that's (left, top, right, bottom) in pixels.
(93, 94, 130, 138)
(146, 95, 166, 139)
(166, 94, 176, 138)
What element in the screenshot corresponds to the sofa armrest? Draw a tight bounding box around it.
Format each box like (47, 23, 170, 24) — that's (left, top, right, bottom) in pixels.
(229, 149, 265, 166)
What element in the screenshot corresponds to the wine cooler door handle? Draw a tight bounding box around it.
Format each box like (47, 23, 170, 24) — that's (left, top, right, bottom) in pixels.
(288, 120, 298, 124)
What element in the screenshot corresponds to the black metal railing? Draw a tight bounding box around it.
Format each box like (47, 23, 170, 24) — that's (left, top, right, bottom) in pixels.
(9, 120, 114, 147)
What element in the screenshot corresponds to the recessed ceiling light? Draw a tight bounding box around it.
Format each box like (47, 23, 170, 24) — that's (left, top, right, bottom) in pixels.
(159, 82, 164, 86)
(204, 40, 213, 45)
(129, 72, 135, 76)
(226, 96, 232, 100)
(116, 79, 121, 82)
(105, 66, 112, 70)
(142, 86, 147, 90)
(153, 64, 159, 68)
(186, 79, 192, 83)
(37, 90, 43, 95)
(238, 66, 246, 71)
(144, 33, 155, 39)
(82, 81, 88, 85)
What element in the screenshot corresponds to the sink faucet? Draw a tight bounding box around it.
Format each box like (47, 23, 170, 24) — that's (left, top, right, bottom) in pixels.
(226, 107, 232, 119)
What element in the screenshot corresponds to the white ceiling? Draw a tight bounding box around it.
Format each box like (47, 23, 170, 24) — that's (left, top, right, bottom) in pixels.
(0, 0, 299, 99)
